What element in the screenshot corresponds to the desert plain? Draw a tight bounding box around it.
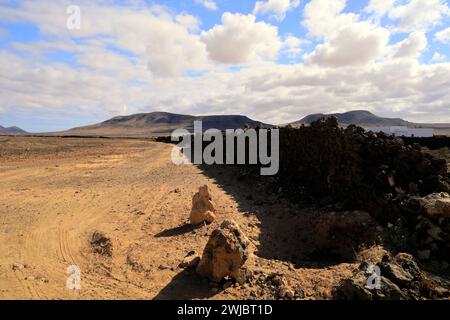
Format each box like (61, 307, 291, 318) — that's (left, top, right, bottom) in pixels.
(1, 136, 374, 300)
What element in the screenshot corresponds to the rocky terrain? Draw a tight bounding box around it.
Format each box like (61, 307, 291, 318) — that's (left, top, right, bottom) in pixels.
(0, 135, 449, 300)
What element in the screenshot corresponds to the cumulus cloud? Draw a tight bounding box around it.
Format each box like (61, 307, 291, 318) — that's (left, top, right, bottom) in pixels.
(253, 0, 300, 21)
(304, 23, 390, 67)
(201, 13, 281, 64)
(303, 0, 358, 38)
(388, 0, 450, 32)
(176, 13, 201, 33)
(1, 0, 450, 130)
(0, 1, 208, 77)
(393, 32, 427, 59)
(435, 27, 450, 44)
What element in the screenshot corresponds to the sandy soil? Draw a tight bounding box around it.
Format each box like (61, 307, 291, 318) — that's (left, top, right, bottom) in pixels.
(0, 136, 360, 300)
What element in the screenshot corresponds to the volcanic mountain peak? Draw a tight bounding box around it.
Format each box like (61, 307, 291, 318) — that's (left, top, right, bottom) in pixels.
(293, 110, 411, 127)
(0, 125, 28, 135)
(63, 112, 270, 137)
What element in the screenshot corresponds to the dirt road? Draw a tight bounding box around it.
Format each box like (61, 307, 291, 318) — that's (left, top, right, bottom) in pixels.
(0, 137, 355, 300)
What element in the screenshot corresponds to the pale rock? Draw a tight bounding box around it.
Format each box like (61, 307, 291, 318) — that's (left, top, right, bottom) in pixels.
(196, 220, 250, 283)
(190, 185, 216, 225)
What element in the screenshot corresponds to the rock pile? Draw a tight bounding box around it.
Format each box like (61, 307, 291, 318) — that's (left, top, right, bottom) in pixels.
(278, 118, 449, 211)
(245, 271, 304, 300)
(196, 220, 250, 283)
(401, 192, 450, 261)
(190, 185, 216, 226)
(90, 231, 113, 257)
(277, 118, 450, 261)
(335, 252, 450, 300)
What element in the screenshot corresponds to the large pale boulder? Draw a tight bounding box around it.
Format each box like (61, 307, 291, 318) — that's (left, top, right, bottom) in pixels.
(196, 220, 250, 283)
(190, 185, 216, 225)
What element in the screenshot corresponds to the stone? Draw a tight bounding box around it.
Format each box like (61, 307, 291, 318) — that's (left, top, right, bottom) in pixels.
(393, 253, 422, 279)
(267, 274, 285, 287)
(196, 220, 250, 283)
(295, 286, 305, 299)
(12, 263, 24, 271)
(190, 185, 216, 226)
(419, 193, 450, 218)
(336, 272, 407, 300)
(379, 262, 414, 286)
(90, 231, 113, 257)
(278, 284, 295, 300)
(285, 290, 295, 299)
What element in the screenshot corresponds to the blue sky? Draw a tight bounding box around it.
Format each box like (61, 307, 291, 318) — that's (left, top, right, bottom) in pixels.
(0, 0, 450, 132)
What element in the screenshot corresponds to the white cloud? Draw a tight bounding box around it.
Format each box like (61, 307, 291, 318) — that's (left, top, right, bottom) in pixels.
(201, 13, 281, 64)
(195, 0, 218, 11)
(176, 13, 201, 33)
(365, 0, 396, 16)
(388, 0, 450, 32)
(253, 0, 300, 21)
(0, 1, 208, 77)
(303, 0, 358, 38)
(435, 27, 450, 44)
(431, 52, 447, 63)
(393, 32, 427, 59)
(1, 0, 450, 129)
(304, 22, 390, 67)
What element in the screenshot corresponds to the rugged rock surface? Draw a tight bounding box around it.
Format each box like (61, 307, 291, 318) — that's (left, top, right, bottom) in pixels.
(335, 252, 450, 300)
(240, 270, 305, 300)
(190, 185, 216, 225)
(196, 220, 250, 283)
(400, 192, 450, 261)
(90, 231, 113, 257)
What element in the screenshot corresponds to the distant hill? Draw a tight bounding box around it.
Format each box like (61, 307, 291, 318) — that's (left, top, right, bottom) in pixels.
(60, 112, 271, 137)
(291, 110, 412, 127)
(0, 125, 28, 135)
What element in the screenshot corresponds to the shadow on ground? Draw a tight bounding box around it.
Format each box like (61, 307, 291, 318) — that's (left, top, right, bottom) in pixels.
(153, 269, 219, 300)
(195, 165, 356, 269)
(155, 223, 199, 238)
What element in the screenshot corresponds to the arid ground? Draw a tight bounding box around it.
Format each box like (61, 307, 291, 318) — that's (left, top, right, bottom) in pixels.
(0, 136, 442, 300)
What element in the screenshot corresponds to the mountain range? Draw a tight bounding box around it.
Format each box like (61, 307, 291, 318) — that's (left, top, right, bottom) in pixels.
(0, 125, 27, 135)
(291, 110, 412, 127)
(61, 112, 271, 137)
(4, 110, 449, 137)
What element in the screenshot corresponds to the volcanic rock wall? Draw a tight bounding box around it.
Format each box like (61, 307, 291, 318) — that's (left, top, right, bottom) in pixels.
(277, 118, 450, 260)
(278, 118, 448, 214)
(161, 118, 450, 260)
